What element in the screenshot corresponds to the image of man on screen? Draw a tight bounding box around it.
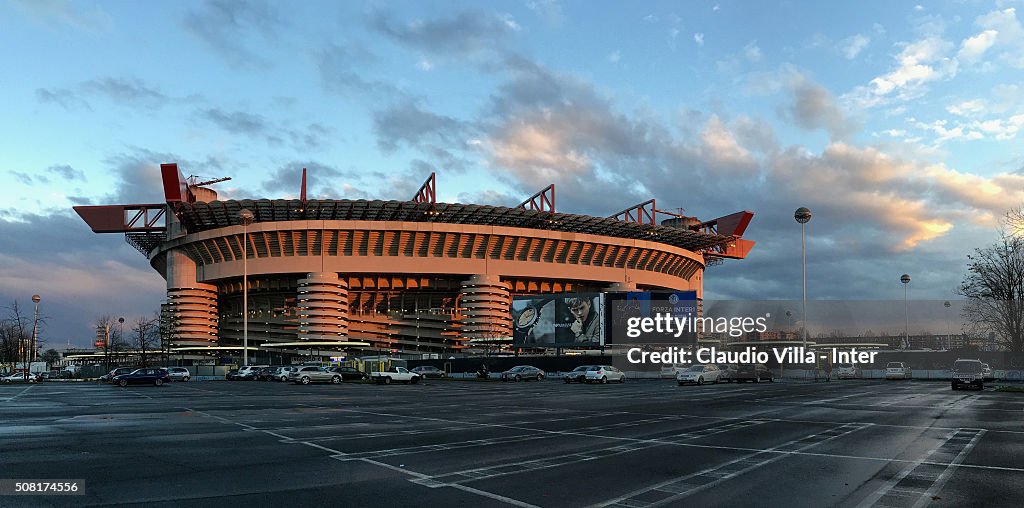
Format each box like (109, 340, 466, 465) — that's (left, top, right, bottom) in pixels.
(566, 296, 600, 345)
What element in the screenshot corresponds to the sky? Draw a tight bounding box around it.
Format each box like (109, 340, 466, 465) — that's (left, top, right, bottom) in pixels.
(2, 0, 1023, 347)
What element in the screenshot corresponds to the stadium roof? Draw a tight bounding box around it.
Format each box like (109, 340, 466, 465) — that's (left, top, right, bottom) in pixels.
(172, 199, 735, 252)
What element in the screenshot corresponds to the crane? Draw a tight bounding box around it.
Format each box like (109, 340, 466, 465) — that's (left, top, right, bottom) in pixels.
(187, 175, 232, 187)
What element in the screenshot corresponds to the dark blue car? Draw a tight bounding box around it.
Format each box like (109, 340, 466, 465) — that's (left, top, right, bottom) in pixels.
(112, 368, 171, 387)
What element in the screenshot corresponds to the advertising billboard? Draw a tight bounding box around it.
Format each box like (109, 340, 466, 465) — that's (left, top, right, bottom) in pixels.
(512, 293, 603, 348)
(604, 291, 698, 346)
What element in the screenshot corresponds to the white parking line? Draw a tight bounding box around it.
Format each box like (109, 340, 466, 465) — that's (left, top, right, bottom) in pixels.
(593, 423, 872, 508)
(913, 430, 985, 508)
(0, 384, 35, 401)
(187, 405, 540, 508)
(855, 428, 986, 508)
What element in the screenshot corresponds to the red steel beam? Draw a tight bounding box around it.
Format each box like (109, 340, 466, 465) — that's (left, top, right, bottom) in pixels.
(610, 199, 657, 225)
(692, 211, 754, 237)
(412, 172, 436, 204)
(517, 184, 555, 213)
(74, 204, 166, 233)
(160, 163, 193, 203)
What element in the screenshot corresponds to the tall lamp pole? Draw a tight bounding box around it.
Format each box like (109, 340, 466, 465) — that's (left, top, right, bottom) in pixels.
(118, 317, 124, 366)
(794, 208, 812, 353)
(944, 300, 952, 350)
(239, 208, 254, 366)
(901, 274, 911, 349)
(31, 294, 41, 366)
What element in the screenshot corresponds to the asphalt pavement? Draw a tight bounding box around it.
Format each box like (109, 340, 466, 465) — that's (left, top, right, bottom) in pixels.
(1, 377, 1022, 507)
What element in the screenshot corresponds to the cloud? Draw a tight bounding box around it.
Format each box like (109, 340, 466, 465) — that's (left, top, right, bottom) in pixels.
(608, 51, 622, 63)
(181, 0, 282, 67)
(0, 211, 164, 345)
(202, 108, 266, 136)
(946, 99, 987, 117)
(840, 34, 870, 59)
(9, 0, 112, 31)
(372, 101, 466, 153)
(846, 36, 957, 107)
(975, 8, 1024, 68)
(35, 87, 91, 110)
(198, 109, 331, 152)
(958, 30, 998, 63)
(50, 164, 85, 181)
(256, 162, 364, 199)
(36, 77, 176, 111)
(9, 171, 43, 185)
(784, 76, 859, 140)
(313, 43, 402, 99)
(370, 10, 519, 61)
(873, 37, 956, 94)
(694, 33, 705, 47)
(744, 41, 762, 62)
(526, 0, 563, 26)
(457, 189, 521, 207)
(81, 78, 169, 106)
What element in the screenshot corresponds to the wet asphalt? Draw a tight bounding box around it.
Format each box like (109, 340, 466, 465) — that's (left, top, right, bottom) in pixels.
(1, 377, 1022, 507)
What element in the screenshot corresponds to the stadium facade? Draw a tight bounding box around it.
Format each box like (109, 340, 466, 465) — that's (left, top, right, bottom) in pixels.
(75, 164, 754, 358)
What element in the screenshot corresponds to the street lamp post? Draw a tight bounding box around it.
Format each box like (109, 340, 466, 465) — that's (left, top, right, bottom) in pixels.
(239, 208, 254, 366)
(118, 317, 124, 366)
(944, 300, 952, 350)
(901, 274, 911, 349)
(794, 208, 812, 356)
(31, 295, 40, 365)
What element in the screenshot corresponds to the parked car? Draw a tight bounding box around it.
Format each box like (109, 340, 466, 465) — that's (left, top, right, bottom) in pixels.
(716, 363, 737, 382)
(2, 372, 38, 383)
(500, 365, 545, 382)
(370, 366, 421, 384)
(257, 367, 279, 381)
(677, 364, 722, 385)
(564, 365, 595, 383)
(100, 367, 136, 382)
(273, 366, 298, 382)
(225, 369, 240, 380)
(835, 363, 862, 379)
(410, 366, 446, 378)
(885, 362, 912, 380)
(289, 366, 342, 385)
(982, 363, 995, 382)
(952, 359, 985, 390)
(328, 366, 368, 381)
(236, 365, 268, 381)
(585, 365, 626, 384)
(112, 368, 171, 387)
(167, 367, 191, 382)
(733, 363, 774, 383)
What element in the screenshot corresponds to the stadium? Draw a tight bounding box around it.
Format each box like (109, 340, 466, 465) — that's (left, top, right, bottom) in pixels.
(74, 164, 754, 361)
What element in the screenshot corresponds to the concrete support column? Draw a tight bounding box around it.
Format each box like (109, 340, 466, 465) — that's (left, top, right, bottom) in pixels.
(297, 272, 349, 341)
(460, 274, 511, 340)
(165, 249, 218, 347)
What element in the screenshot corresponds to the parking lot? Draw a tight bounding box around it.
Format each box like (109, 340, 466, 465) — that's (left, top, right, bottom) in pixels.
(2, 378, 1022, 507)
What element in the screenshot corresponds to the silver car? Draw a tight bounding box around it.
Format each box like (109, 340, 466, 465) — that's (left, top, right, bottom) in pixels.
(274, 366, 298, 382)
(584, 365, 625, 384)
(167, 367, 191, 382)
(288, 366, 342, 385)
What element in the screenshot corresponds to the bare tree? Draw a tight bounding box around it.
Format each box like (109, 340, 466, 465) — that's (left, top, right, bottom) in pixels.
(957, 230, 1024, 352)
(3, 301, 32, 370)
(133, 316, 159, 366)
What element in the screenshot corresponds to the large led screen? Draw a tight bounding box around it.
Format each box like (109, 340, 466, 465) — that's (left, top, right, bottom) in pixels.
(512, 293, 604, 348)
(604, 291, 698, 346)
